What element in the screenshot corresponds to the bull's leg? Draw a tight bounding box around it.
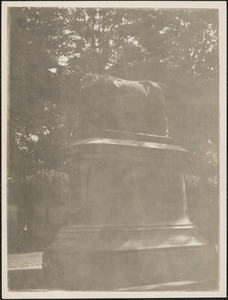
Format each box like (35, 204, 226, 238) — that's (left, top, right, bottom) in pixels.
(157, 91, 169, 136)
(161, 109, 169, 137)
(165, 117, 169, 136)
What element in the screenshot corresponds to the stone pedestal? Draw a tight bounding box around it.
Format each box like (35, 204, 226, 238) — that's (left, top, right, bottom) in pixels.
(43, 130, 217, 290)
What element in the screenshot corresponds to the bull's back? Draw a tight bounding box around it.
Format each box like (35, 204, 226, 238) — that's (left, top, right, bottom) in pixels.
(105, 76, 147, 97)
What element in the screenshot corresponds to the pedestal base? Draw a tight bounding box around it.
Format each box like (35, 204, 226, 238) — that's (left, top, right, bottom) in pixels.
(42, 132, 218, 290)
(43, 224, 217, 290)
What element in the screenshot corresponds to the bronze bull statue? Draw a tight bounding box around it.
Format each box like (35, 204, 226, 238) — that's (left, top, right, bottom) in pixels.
(80, 73, 169, 136)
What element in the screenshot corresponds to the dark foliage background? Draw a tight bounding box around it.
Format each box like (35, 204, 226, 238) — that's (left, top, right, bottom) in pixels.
(8, 7, 219, 252)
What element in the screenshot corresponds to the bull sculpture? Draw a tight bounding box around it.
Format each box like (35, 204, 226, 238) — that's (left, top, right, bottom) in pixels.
(80, 73, 169, 136)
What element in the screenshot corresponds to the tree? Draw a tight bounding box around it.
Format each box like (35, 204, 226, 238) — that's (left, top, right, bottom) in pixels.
(8, 7, 219, 250)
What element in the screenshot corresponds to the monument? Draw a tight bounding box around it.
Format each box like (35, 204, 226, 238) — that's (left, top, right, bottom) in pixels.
(42, 74, 217, 290)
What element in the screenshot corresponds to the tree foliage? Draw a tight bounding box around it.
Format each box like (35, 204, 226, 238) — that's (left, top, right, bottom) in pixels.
(8, 7, 219, 248)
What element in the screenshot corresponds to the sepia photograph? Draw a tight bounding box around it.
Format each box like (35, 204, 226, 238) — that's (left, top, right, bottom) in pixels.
(2, 1, 226, 298)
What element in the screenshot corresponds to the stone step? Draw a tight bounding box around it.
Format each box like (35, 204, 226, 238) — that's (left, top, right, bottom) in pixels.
(8, 271, 217, 292)
(8, 252, 43, 270)
(118, 279, 218, 291)
(7, 252, 218, 291)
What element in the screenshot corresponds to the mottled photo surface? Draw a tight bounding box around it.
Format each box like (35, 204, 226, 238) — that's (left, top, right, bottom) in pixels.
(2, 1, 226, 298)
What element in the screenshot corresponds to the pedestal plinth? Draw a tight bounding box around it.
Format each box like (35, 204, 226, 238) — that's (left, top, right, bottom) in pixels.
(43, 131, 217, 290)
